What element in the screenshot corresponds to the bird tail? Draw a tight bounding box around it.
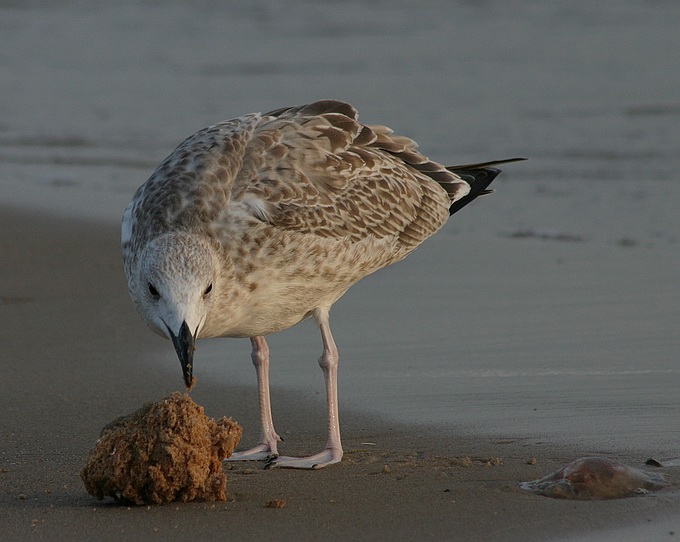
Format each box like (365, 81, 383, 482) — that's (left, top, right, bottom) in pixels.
(446, 158, 526, 216)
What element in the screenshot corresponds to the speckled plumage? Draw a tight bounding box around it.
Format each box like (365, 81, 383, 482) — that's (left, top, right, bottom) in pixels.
(122, 100, 519, 469)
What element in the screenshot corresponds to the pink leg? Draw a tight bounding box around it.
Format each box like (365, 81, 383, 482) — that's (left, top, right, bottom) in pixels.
(226, 336, 282, 462)
(267, 318, 343, 469)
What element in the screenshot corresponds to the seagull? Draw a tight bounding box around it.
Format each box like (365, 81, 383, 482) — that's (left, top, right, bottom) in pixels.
(122, 100, 522, 469)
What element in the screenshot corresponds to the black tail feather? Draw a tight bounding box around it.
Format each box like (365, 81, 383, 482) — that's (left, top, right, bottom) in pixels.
(446, 157, 526, 216)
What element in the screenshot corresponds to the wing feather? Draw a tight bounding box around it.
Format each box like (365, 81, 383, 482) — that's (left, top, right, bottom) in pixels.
(232, 100, 460, 247)
(129, 100, 473, 254)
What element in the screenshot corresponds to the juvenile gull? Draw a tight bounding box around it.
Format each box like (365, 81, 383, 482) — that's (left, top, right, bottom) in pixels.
(122, 100, 522, 469)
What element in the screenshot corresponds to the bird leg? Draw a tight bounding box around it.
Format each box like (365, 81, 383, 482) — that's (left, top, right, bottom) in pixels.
(226, 336, 282, 461)
(266, 318, 343, 469)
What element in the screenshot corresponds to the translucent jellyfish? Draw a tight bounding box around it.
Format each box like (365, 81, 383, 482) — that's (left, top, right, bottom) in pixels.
(520, 457, 668, 500)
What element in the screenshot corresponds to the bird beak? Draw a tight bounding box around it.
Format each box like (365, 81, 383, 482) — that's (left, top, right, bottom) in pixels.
(167, 320, 195, 388)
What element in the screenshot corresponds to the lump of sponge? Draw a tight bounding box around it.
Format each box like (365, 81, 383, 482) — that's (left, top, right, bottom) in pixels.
(81, 392, 242, 505)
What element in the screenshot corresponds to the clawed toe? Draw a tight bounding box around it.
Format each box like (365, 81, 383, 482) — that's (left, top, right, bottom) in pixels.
(226, 442, 279, 462)
(264, 448, 342, 470)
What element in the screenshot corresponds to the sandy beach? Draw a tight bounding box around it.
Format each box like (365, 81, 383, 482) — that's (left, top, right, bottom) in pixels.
(0, 207, 678, 540)
(1, 1, 679, 540)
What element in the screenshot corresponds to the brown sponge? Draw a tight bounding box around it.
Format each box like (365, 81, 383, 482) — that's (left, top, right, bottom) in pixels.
(81, 392, 242, 505)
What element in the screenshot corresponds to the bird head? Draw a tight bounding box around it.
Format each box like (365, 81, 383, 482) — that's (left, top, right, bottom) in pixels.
(131, 232, 219, 387)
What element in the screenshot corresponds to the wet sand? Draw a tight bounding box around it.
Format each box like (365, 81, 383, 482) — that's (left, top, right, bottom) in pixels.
(0, 208, 677, 541)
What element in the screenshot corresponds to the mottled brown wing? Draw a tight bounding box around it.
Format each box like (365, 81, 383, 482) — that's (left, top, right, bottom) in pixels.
(124, 113, 262, 251)
(231, 100, 469, 248)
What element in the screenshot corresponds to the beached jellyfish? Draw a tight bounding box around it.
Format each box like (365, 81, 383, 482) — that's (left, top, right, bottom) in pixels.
(520, 457, 668, 500)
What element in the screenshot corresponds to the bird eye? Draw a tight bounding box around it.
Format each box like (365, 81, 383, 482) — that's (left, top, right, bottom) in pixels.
(203, 283, 213, 297)
(148, 283, 160, 298)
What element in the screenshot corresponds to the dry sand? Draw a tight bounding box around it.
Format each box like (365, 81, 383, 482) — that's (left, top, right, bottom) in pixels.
(0, 208, 677, 541)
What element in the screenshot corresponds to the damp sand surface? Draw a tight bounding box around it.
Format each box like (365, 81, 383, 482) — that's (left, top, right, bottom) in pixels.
(1, 210, 678, 541)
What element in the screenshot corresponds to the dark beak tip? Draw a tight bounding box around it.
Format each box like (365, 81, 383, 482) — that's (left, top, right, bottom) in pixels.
(180, 357, 195, 390)
(168, 320, 196, 390)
